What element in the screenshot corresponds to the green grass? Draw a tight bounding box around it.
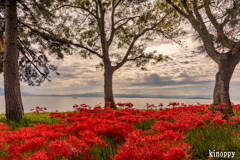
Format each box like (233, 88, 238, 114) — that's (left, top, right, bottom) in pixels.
(185, 122, 240, 159)
(0, 112, 53, 130)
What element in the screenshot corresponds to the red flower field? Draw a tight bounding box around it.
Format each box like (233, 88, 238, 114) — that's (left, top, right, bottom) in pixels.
(0, 102, 240, 159)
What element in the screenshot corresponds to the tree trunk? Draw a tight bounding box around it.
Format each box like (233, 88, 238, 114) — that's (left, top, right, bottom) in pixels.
(4, 0, 24, 121)
(212, 56, 239, 116)
(104, 60, 116, 109)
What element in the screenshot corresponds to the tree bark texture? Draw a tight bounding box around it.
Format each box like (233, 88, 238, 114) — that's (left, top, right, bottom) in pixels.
(212, 55, 240, 115)
(4, 0, 24, 121)
(104, 59, 116, 108)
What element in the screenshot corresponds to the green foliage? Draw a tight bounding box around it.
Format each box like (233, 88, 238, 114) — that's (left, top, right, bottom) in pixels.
(185, 124, 240, 159)
(164, 0, 240, 54)
(56, 0, 184, 71)
(0, 0, 73, 86)
(135, 118, 158, 131)
(92, 136, 121, 160)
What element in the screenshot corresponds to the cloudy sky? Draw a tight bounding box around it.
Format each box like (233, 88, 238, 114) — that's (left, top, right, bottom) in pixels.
(0, 23, 240, 99)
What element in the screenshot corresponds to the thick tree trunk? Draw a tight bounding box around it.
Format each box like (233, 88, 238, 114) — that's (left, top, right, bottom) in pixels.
(104, 60, 116, 109)
(4, 0, 24, 121)
(212, 56, 239, 116)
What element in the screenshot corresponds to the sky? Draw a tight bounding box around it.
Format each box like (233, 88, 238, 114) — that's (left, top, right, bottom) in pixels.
(1, 23, 240, 99)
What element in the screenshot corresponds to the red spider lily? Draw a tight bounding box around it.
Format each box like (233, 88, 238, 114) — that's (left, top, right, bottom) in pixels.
(198, 134, 203, 140)
(125, 102, 134, 108)
(116, 102, 125, 108)
(219, 103, 227, 106)
(1, 102, 240, 159)
(49, 112, 66, 119)
(158, 103, 164, 109)
(73, 104, 79, 108)
(0, 123, 9, 130)
(24, 149, 48, 160)
(230, 131, 237, 136)
(73, 104, 92, 111)
(116, 102, 134, 109)
(106, 101, 111, 107)
(231, 116, 240, 122)
(30, 106, 47, 114)
(168, 102, 180, 107)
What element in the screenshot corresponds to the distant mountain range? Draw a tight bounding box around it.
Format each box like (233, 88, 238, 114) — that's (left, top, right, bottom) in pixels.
(0, 87, 212, 99)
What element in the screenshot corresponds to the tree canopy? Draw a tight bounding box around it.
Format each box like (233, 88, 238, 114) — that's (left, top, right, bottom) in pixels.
(50, 0, 186, 107)
(53, 0, 186, 68)
(164, 0, 240, 114)
(0, 0, 72, 86)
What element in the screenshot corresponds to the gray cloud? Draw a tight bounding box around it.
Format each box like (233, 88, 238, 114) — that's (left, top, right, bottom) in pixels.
(130, 73, 214, 87)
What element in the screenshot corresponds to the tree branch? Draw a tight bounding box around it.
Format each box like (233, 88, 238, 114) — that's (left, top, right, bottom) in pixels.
(222, 3, 238, 27)
(121, 27, 130, 42)
(18, 1, 37, 23)
(22, 22, 103, 59)
(18, 37, 51, 83)
(114, 0, 122, 8)
(111, 16, 141, 41)
(126, 54, 146, 61)
(97, 0, 108, 57)
(51, 4, 97, 19)
(112, 17, 168, 71)
(193, 0, 204, 23)
(107, 0, 116, 48)
(166, 0, 189, 18)
(181, 0, 192, 14)
(94, 0, 101, 25)
(70, 42, 103, 59)
(21, 22, 55, 36)
(204, 0, 236, 49)
(114, 16, 141, 26)
(152, 29, 178, 43)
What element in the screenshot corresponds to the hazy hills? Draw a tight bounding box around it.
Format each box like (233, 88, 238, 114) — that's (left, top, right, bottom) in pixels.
(0, 87, 211, 99)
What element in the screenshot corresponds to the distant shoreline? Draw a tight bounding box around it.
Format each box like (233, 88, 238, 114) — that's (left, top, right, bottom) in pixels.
(16, 95, 240, 100)
(12, 95, 212, 99)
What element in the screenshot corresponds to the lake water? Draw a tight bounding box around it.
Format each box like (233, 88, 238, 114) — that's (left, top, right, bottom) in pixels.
(1, 96, 240, 113)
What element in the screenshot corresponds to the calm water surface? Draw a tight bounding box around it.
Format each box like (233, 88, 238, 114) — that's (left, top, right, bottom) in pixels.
(1, 96, 240, 113)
